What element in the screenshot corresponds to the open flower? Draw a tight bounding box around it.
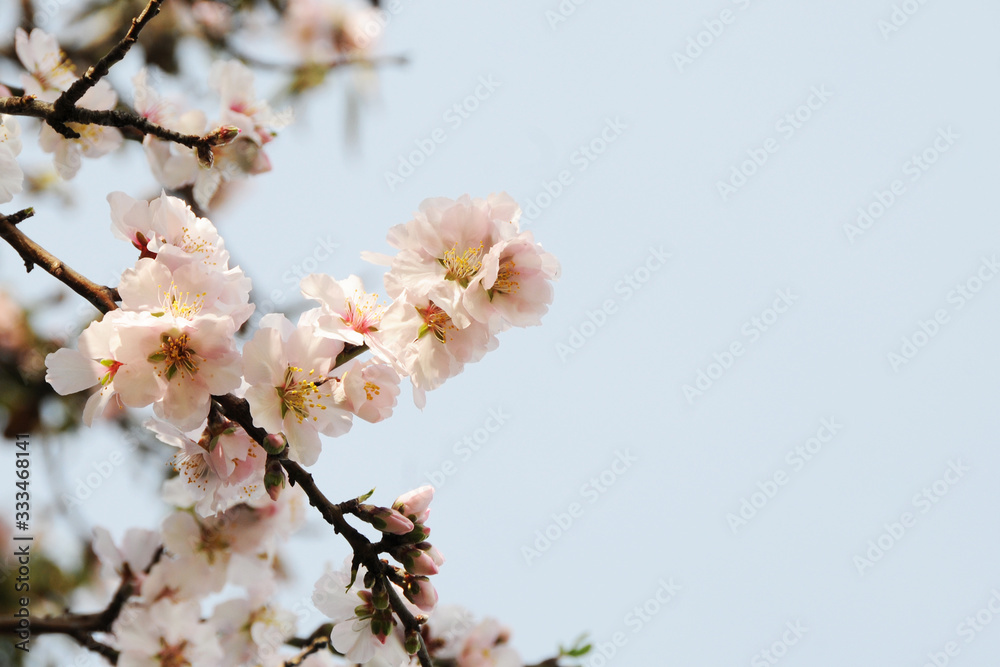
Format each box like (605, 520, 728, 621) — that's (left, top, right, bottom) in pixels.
(15, 28, 76, 101)
(243, 314, 352, 465)
(0, 115, 24, 204)
(35, 79, 123, 180)
(113, 312, 242, 431)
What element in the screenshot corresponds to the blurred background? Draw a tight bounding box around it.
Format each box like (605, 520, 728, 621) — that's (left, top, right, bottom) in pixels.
(2, 0, 1000, 664)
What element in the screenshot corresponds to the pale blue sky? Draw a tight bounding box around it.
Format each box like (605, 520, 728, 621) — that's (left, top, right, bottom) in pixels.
(4, 0, 1000, 664)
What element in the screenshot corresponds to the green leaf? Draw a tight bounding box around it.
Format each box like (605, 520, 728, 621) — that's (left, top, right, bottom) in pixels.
(357, 488, 376, 503)
(147, 352, 166, 362)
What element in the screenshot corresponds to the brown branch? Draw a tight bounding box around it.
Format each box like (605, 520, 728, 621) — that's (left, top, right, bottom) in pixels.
(0, 208, 119, 313)
(282, 636, 331, 666)
(55, 0, 164, 113)
(0, 95, 228, 152)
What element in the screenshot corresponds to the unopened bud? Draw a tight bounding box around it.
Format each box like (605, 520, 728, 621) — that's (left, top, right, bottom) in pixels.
(262, 433, 287, 455)
(371, 580, 389, 610)
(404, 629, 421, 655)
(204, 125, 241, 146)
(264, 460, 286, 500)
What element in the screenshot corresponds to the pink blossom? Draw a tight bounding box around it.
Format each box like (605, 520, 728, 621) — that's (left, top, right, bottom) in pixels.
(114, 599, 223, 667)
(393, 485, 434, 524)
(14, 28, 76, 101)
(112, 312, 242, 431)
(37, 80, 123, 180)
(243, 315, 352, 466)
(458, 619, 521, 667)
(0, 115, 24, 204)
(300, 273, 386, 347)
(337, 359, 400, 423)
(149, 418, 267, 517)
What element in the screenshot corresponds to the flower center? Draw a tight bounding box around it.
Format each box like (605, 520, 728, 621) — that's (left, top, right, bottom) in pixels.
(344, 290, 385, 334)
(148, 333, 201, 381)
(416, 303, 454, 344)
(440, 242, 484, 287)
(99, 359, 123, 386)
(276, 366, 329, 423)
(363, 381, 381, 401)
(490, 258, 520, 298)
(159, 282, 207, 319)
(157, 638, 192, 667)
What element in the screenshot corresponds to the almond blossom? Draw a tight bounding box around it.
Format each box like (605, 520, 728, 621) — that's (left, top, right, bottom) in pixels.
(118, 256, 253, 329)
(377, 292, 497, 407)
(114, 599, 224, 667)
(312, 562, 409, 665)
(14, 28, 75, 101)
(243, 314, 353, 466)
(132, 69, 207, 191)
(0, 115, 24, 204)
(36, 80, 123, 180)
(149, 418, 267, 517)
(44, 313, 131, 425)
(112, 311, 242, 431)
(336, 358, 400, 423)
(380, 194, 521, 327)
(108, 190, 230, 269)
(300, 273, 386, 347)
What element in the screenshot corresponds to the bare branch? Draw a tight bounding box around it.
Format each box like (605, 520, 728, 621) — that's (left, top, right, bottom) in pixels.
(55, 0, 165, 112)
(0, 208, 118, 313)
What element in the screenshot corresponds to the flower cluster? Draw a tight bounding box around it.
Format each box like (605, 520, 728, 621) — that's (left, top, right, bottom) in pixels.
(133, 61, 291, 209)
(14, 28, 123, 179)
(369, 193, 560, 406)
(313, 486, 444, 664)
(37, 190, 554, 666)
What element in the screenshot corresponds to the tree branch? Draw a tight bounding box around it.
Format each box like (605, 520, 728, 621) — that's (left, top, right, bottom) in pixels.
(0, 95, 229, 153)
(0, 208, 119, 313)
(55, 0, 164, 113)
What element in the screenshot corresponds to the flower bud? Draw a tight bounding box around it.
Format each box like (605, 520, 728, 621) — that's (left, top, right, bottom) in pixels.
(371, 580, 390, 610)
(360, 505, 414, 535)
(264, 460, 285, 501)
(397, 547, 439, 576)
(204, 125, 241, 147)
(392, 485, 434, 521)
(403, 575, 438, 612)
(404, 629, 421, 655)
(261, 433, 287, 455)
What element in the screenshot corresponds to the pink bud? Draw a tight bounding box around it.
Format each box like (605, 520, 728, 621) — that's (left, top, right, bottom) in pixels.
(403, 549, 439, 576)
(376, 508, 414, 536)
(393, 485, 434, 520)
(424, 544, 445, 567)
(404, 576, 438, 612)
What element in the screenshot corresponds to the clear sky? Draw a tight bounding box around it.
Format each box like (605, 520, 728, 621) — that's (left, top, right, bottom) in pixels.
(4, 0, 1000, 664)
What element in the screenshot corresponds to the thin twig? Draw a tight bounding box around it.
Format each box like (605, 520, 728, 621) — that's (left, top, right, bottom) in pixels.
(55, 0, 164, 112)
(0, 209, 118, 313)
